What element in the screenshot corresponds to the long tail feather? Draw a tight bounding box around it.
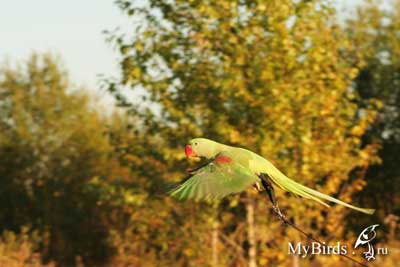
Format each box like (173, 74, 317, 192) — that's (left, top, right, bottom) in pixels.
(264, 162, 375, 215)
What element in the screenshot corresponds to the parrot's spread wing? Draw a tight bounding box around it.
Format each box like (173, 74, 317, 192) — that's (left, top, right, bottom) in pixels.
(170, 153, 258, 201)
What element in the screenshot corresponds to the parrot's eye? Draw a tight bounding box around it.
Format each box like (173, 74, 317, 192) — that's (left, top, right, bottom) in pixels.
(194, 142, 198, 146)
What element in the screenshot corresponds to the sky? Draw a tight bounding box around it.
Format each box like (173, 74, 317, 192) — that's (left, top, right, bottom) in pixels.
(0, 0, 365, 103)
(0, 0, 127, 103)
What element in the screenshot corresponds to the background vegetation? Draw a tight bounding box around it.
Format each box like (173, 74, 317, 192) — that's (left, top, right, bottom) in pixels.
(0, 0, 398, 266)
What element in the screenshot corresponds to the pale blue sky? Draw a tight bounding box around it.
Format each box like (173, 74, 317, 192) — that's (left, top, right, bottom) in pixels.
(0, 0, 127, 101)
(0, 0, 365, 101)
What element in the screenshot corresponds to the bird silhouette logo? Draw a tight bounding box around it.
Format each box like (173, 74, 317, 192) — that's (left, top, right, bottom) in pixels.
(354, 224, 379, 261)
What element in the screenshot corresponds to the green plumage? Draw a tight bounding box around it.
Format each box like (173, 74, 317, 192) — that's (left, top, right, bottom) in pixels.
(170, 138, 375, 215)
(170, 152, 258, 201)
(261, 159, 375, 214)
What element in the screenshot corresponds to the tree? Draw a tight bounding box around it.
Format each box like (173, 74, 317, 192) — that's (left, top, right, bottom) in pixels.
(0, 53, 115, 266)
(0, 227, 55, 267)
(345, 0, 400, 239)
(108, 0, 379, 266)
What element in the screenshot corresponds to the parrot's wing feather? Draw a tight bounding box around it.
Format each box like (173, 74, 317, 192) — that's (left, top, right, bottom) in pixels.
(170, 152, 258, 201)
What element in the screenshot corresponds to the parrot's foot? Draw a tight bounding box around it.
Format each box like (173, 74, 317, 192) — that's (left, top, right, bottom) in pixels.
(258, 173, 277, 206)
(257, 173, 288, 222)
(272, 204, 286, 221)
(271, 205, 315, 240)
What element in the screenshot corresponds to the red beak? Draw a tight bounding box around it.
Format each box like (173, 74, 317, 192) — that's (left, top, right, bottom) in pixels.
(185, 145, 196, 158)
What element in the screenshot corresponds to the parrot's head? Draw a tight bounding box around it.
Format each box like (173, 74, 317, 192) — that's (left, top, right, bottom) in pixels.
(185, 138, 219, 159)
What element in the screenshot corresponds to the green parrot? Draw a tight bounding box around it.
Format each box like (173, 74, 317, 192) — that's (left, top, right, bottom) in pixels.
(169, 138, 375, 215)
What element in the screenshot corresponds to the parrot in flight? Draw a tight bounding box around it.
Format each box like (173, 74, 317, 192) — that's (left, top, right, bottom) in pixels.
(169, 138, 375, 215)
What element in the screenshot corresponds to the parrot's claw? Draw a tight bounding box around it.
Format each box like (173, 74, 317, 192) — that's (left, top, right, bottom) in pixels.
(273, 205, 283, 218)
(258, 173, 298, 228)
(272, 204, 288, 223)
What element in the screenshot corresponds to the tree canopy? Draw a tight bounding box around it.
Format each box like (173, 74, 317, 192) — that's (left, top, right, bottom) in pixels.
(105, 0, 382, 266)
(0, 1, 399, 267)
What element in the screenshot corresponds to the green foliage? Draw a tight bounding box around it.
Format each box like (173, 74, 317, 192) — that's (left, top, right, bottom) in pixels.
(106, 0, 381, 266)
(0, 54, 114, 266)
(0, 1, 399, 266)
(0, 227, 55, 267)
(346, 0, 400, 234)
